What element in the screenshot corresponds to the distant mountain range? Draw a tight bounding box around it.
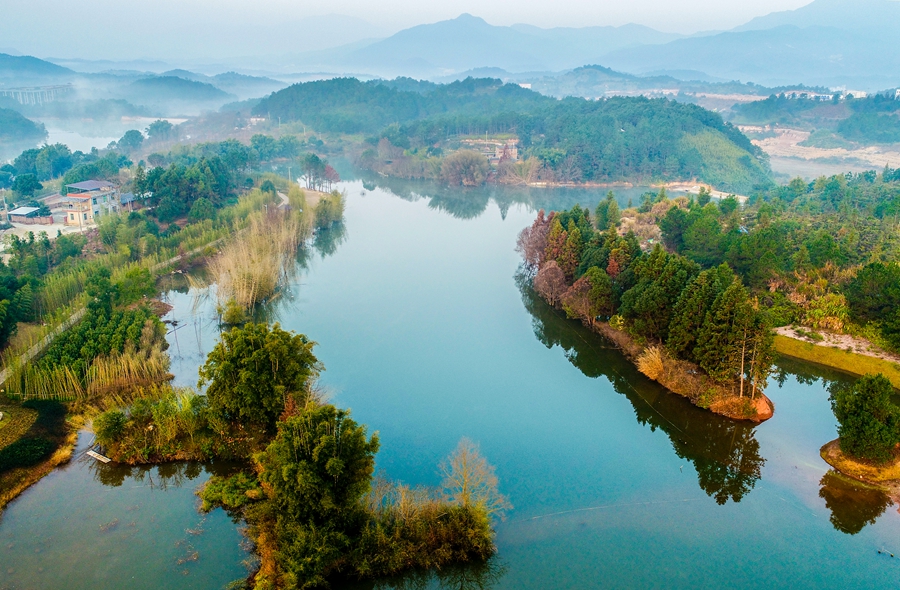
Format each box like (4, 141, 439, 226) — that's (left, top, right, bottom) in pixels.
(318, 14, 682, 77)
(0, 54, 287, 115)
(280, 0, 898, 90)
(602, 0, 900, 89)
(1, 0, 898, 99)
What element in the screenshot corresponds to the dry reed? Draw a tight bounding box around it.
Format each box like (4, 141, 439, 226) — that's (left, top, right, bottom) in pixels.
(637, 346, 666, 381)
(209, 208, 310, 309)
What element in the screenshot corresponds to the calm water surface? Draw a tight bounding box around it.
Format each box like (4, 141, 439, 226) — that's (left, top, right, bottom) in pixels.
(1, 180, 898, 589)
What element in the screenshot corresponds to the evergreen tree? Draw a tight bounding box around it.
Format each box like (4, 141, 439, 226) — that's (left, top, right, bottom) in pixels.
(543, 218, 566, 265)
(831, 374, 900, 463)
(595, 192, 619, 229)
(619, 247, 699, 341)
(659, 206, 689, 252)
(557, 222, 583, 280)
(667, 264, 734, 361)
(694, 279, 753, 383)
(585, 267, 615, 318)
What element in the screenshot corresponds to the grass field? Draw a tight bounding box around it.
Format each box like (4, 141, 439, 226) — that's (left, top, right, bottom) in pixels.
(0, 404, 38, 449)
(774, 335, 900, 389)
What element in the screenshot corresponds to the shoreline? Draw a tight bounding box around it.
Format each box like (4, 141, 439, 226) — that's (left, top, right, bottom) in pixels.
(506, 179, 744, 200)
(566, 314, 773, 422)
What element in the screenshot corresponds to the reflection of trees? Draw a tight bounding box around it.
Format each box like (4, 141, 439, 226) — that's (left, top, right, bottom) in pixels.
(90, 460, 227, 491)
(351, 558, 506, 590)
(351, 172, 638, 222)
(773, 355, 856, 397)
(314, 220, 348, 258)
(517, 271, 765, 504)
(819, 471, 892, 535)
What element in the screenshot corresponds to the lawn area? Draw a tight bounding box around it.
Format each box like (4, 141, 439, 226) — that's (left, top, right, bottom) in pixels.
(775, 335, 900, 389)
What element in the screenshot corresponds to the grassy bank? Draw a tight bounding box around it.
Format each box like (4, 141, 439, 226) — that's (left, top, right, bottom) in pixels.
(774, 335, 900, 389)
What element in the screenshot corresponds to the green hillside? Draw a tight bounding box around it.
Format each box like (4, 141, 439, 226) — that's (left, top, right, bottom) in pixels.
(256, 77, 772, 192)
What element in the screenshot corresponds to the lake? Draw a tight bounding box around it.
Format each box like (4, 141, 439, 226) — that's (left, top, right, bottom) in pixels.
(1, 180, 898, 589)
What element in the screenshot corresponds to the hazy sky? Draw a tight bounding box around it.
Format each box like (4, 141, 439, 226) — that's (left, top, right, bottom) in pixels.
(1, 0, 814, 61)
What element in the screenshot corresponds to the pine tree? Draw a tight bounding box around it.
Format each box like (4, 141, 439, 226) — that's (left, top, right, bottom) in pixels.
(585, 266, 615, 318)
(695, 279, 753, 383)
(557, 223, 583, 280)
(596, 191, 619, 229)
(543, 217, 566, 265)
(667, 264, 734, 362)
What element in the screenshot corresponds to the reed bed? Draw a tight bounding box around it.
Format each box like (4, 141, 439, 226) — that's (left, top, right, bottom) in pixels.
(209, 208, 309, 309)
(7, 346, 171, 402)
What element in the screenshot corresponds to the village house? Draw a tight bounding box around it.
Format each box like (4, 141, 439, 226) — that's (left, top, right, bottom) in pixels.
(63, 180, 119, 226)
(460, 138, 519, 165)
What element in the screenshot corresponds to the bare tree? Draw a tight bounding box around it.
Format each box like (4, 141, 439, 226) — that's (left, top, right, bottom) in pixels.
(562, 276, 594, 325)
(441, 438, 511, 519)
(516, 209, 551, 269)
(533, 260, 567, 306)
(441, 150, 490, 186)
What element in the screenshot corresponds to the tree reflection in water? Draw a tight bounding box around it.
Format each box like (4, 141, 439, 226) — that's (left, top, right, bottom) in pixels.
(348, 558, 507, 590)
(818, 471, 893, 535)
(773, 357, 897, 535)
(89, 459, 236, 492)
(517, 271, 765, 504)
(314, 219, 348, 259)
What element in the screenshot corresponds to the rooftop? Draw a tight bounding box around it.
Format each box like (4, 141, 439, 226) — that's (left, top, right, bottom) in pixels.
(66, 180, 115, 192)
(8, 206, 40, 216)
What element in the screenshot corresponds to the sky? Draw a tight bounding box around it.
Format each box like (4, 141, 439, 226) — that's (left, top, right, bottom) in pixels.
(0, 0, 815, 62)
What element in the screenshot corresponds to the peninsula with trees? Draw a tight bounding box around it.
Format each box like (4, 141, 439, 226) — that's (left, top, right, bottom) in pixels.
(519, 164, 900, 421)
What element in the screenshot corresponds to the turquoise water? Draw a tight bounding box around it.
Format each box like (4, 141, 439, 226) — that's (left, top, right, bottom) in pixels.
(2, 180, 899, 589)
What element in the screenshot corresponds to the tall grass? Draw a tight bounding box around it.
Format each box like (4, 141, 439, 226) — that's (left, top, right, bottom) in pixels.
(637, 346, 666, 381)
(7, 345, 171, 402)
(209, 205, 312, 309)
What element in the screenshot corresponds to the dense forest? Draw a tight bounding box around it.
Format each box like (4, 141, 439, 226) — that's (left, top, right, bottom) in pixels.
(255, 77, 772, 193)
(520, 202, 774, 418)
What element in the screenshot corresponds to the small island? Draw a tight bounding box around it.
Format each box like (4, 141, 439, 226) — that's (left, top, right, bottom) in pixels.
(820, 373, 900, 500)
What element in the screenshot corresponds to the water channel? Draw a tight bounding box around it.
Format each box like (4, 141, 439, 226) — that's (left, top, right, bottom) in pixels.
(1, 180, 899, 589)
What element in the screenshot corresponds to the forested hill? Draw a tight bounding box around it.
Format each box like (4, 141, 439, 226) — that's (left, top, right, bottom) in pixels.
(0, 107, 47, 143)
(253, 77, 547, 134)
(254, 77, 772, 193)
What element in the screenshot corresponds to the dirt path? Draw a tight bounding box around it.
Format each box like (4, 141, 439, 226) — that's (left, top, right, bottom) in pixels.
(277, 188, 326, 211)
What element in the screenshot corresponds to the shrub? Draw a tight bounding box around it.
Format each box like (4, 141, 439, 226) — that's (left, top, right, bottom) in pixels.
(831, 374, 900, 463)
(94, 409, 128, 445)
(199, 472, 261, 512)
(0, 437, 55, 471)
